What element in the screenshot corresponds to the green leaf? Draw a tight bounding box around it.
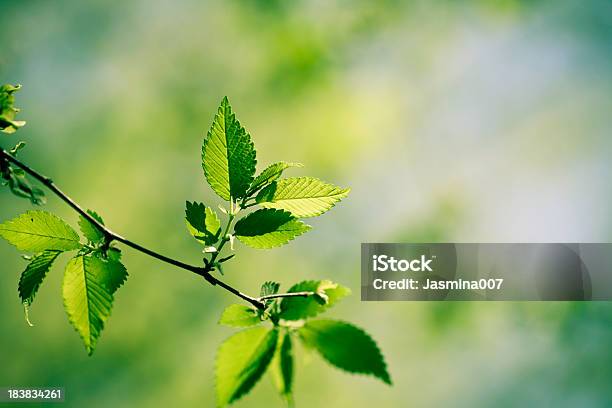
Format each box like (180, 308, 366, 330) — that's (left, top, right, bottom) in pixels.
(248, 162, 303, 195)
(298, 319, 391, 385)
(219, 304, 261, 328)
(205, 207, 222, 235)
(270, 331, 294, 403)
(234, 209, 310, 249)
(216, 327, 279, 407)
(279, 280, 351, 321)
(89, 251, 128, 295)
(18, 250, 62, 305)
(202, 97, 257, 201)
(62, 255, 115, 355)
(9, 141, 26, 155)
(0, 155, 46, 205)
(185, 201, 221, 245)
(255, 177, 350, 218)
(0, 84, 26, 134)
(260, 281, 280, 298)
(0, 211, 81, 252)
(78, 210, 106, 244)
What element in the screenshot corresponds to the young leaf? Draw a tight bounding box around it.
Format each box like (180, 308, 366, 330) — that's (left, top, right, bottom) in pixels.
(279, 280, 351, 321)
(234, 209, 310, 249)
(205, 207, 222, 236)
(0, 84, 26, 134)
(78, 210, 106, 244)
(255, 177, 350, 218)
(248, 162, 303, 195)
(62, 255, 115, 355)
(0, 211, 81, 252)
(270, 331, 294, 404)
(260, 281, 280, 298)
(216, 327, 278, 407)
(0, 157, 46, 205)
(185, 201, 221, 245)
(18, 250, 62, 305)
(9, 141, 26, 155)
(219, 304, 261, 328)
(202, 97, 257, 201)
(298, 319, 391, 385)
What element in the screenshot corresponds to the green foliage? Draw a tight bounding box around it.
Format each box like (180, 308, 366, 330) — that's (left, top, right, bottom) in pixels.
(185, 201, 221, 245)
(216, 279, 389, 406)
(219, 304, 261, 328)
(90, 250, 128, 295)
(0, 208, 125, 354)
(299, 319, 392, 385)
(216, 327, 279, 407)
(78, 210, 106, 244)
(0, 147, 46, 205)
(202, 97, 257, 201)
(256, 177, 350, 217)
(0, 86, 46, 204)
(0, 91, 390, 407)
(0, 211, 81, 252)
(248, 161, 303, 196)
(0, 84, 26, 134)
(62, 255, 116, 355)
(260, 281, 281, 297)
(279, 280, 351, 321)
(234, 209, 311, 249)
(18, 250, 62, 306)
(270, 331, 294, 404)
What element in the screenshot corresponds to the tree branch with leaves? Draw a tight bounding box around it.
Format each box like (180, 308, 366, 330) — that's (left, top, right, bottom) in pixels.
(0, 85, 391, 407)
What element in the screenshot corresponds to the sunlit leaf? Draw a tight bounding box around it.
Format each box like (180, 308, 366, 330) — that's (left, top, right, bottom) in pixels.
(270, 331, 294, 403)
(248, 162, 303, 195)
(62, 255, 115, 355)
(219, 304, 261, 328)
(216, 327, 278, 406)
(256, 177, 349, 217)
(202, 97, 256, 201)
(279, 280, 351, 321)
(0, 211, 80, 252)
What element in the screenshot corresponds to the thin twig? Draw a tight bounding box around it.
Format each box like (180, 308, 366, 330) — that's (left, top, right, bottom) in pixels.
(0, 148, 265, 310)
(259, 291, 315, 301)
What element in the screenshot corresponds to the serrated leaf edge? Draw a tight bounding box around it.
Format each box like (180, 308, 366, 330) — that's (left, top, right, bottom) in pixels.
(62, 255, 114, 356)
(257, 177, 350, 218)
(298, 319, 392, 385)
(234, 209, 311, 249)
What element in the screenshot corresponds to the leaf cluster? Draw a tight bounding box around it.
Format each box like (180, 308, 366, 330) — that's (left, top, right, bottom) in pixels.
(0, 85, 45, 204)
(0, 84, 26, 134)
(186, 96, 350, 270)
(0, 90, 390, 406)
(216, 280, 391, 407)
(0, 210, 126, 354)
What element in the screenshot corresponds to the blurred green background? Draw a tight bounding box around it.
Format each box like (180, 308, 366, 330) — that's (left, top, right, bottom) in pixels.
(1, 0, 612, 406)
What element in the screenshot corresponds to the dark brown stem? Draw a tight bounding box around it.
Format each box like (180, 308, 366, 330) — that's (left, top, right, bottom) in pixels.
(0, 148, 265, 310)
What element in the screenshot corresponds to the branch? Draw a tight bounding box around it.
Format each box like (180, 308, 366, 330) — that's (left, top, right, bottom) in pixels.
(258, 291, 315, 302)
(0, 148, 265, 310)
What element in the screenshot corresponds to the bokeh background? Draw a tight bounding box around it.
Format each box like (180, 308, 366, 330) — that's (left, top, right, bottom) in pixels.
(1, 0, 612, 406)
